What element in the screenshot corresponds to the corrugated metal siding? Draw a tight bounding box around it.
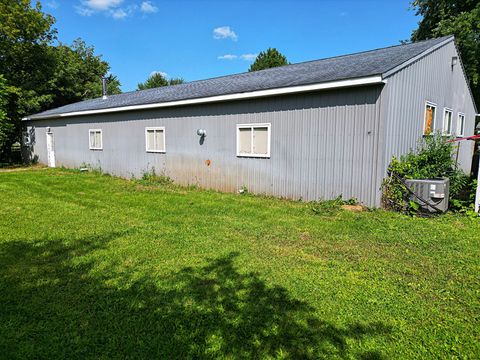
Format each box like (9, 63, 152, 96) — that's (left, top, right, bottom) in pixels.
(380, 41, 477, 175)
(27, 86, 383, 206)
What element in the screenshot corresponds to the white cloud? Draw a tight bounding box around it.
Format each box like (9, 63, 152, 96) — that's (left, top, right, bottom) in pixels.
(240, 53, 257, 61)
(213, 26, 238, 41)
(75, 0, 156, 19)
(140, 1, 158, 13)
(111, 8, 127, 19)
(217, 54, 237, 60)
(76, 0, 132, 19)
(75, 5, 94, 16)
(82, 0, 123, 11)
(150, 71, 168, 78)
(218, 53, 257, 61)
(46, 1, 59, 9)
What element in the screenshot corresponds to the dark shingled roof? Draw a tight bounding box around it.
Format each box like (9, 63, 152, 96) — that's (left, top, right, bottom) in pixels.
(27, 36, 452, 119)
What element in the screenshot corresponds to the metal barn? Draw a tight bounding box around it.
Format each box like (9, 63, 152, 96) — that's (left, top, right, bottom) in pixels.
(24, 36, 477, 207)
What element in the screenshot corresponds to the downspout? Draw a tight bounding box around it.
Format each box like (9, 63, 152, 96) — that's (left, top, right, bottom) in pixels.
(476, 114, 480, 213)
(476, 156, 480, 213)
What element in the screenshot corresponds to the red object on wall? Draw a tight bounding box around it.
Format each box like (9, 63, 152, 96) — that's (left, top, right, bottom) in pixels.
(447, 134, 480, 142)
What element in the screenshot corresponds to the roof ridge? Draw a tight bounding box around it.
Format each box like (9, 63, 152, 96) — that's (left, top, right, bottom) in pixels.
(98, 36, 454, 100)
(26, 36, 458, 120)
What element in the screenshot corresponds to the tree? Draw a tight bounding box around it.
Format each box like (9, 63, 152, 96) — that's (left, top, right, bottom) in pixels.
(137, 73, 184, 90)
(0, 1, 121, 160)
(248, 48, 289, 72)
(0, 0, 57, 157)
(168, 78, 185, 86)
(50, 39, 121, 108)
(410, 0, 480, 107)
(0, 75, 14, 154)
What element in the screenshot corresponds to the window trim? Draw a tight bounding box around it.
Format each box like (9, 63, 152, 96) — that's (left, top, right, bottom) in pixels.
(423, 101, 437, 136)
(236, 123, 271, 158)
(442, 107, 453, 136)
(456, 112, 465, 137)
(145, 126, 166, 153)
(89, 129, 103, 150)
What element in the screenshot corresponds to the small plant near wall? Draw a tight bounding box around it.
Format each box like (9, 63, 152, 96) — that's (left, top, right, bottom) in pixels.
(311, 196, 359, 216)
(382, 133, 476, 214)
(140, 167, 173, 186)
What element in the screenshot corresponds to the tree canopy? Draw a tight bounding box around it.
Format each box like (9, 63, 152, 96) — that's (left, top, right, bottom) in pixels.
(248, 48, 289, 72)
(137, 73, 185, 90)
(410, 0, 480, 107)
(0, 0, 121, 160)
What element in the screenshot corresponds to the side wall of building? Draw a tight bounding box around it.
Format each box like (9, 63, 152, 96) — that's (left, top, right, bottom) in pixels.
(380, 41, 477, 177)
(27, 86, 384, 206)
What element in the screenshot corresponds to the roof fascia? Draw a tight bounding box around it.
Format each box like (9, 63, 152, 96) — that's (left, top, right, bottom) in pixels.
(382, 36, 454, 78)
(23, 75, 384, 121)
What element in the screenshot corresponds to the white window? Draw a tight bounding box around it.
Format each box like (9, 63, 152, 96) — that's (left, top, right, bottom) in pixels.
(89, 129, 103, 150)
(423, 102, 436, 135)
(457, 113, 465, 137)
(442, 108, 453, 135)
(145, 127, 166, 153)
(236, 123, 271, 158)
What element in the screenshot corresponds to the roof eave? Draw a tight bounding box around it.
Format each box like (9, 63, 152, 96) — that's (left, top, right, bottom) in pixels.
(23, 75, 384, 121)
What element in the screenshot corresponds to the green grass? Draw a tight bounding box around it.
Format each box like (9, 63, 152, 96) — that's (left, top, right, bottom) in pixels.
(0, 168, 479, 359)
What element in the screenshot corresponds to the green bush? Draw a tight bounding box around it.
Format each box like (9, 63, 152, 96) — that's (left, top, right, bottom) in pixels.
(382, 133, 475, 213)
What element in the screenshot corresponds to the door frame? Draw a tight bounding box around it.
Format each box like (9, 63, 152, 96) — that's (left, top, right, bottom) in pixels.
(46, 131, 56, 168)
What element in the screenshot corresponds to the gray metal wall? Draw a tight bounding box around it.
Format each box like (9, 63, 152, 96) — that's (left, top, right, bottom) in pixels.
(28, 87, 383, 206)
(380, 41, 477, 178)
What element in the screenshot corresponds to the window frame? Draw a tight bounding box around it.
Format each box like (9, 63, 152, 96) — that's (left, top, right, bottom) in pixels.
(423, 101, 437, 136)
(145, 126, 166, 153)
(442, 107, 453, 136)
(236, 123, 271, 158)
(456, 112, 465, 137)
(88, 129, 103, 150)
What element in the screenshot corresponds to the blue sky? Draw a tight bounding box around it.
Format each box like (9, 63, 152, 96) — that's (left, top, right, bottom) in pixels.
(39, 0, 420, 92)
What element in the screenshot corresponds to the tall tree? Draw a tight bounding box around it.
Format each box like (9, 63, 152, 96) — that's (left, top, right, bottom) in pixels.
(0, 0, 57, 156)
(0, 1, 121, 160)
(248, 48, 289, 72)
(0, 75, 14, 154)
(137, 73, 184, 90)
(51, 39, 121, 107)
(411, 0, 480, 107)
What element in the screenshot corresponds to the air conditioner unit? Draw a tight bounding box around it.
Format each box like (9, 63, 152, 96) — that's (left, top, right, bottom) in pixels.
(404, 178, 450, 213)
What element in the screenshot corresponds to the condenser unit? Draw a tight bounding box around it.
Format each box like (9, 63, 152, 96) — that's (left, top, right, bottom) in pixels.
(404, 178, 450, 213)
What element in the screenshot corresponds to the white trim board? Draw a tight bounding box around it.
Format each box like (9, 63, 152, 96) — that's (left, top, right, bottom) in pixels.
(382, 36, 454, 78)
(23, 76, 384, 120)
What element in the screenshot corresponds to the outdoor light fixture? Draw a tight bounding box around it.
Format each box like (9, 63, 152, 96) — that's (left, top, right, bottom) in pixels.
(197, 129, 207, 137)
(451, 56, 458, 69)
(46, 127, 51, 133)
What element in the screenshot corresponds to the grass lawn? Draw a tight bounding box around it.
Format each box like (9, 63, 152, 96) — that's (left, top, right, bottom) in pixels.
(0, 168, 479, 359)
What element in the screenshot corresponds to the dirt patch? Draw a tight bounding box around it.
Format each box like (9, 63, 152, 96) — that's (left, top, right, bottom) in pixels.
(341, 204, 367, 212)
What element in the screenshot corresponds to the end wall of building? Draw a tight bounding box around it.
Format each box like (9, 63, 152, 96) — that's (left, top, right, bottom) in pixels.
(380, 40, 477, 176)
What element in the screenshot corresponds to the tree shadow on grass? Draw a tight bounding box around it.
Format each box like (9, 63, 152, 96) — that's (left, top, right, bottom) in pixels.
(0, 234, 391, 359)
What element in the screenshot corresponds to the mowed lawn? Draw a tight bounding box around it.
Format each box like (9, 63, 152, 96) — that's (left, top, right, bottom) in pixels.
(0, 168, 479, 359)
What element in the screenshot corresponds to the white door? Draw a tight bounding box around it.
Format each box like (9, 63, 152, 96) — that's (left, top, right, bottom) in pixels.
(46, 132, 56, 167)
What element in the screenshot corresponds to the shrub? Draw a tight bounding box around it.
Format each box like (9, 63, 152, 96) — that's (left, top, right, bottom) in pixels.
(382, 133, 474, 213)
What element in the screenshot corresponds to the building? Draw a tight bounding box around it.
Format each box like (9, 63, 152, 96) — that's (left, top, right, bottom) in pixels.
(23, 36, 478, 207)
